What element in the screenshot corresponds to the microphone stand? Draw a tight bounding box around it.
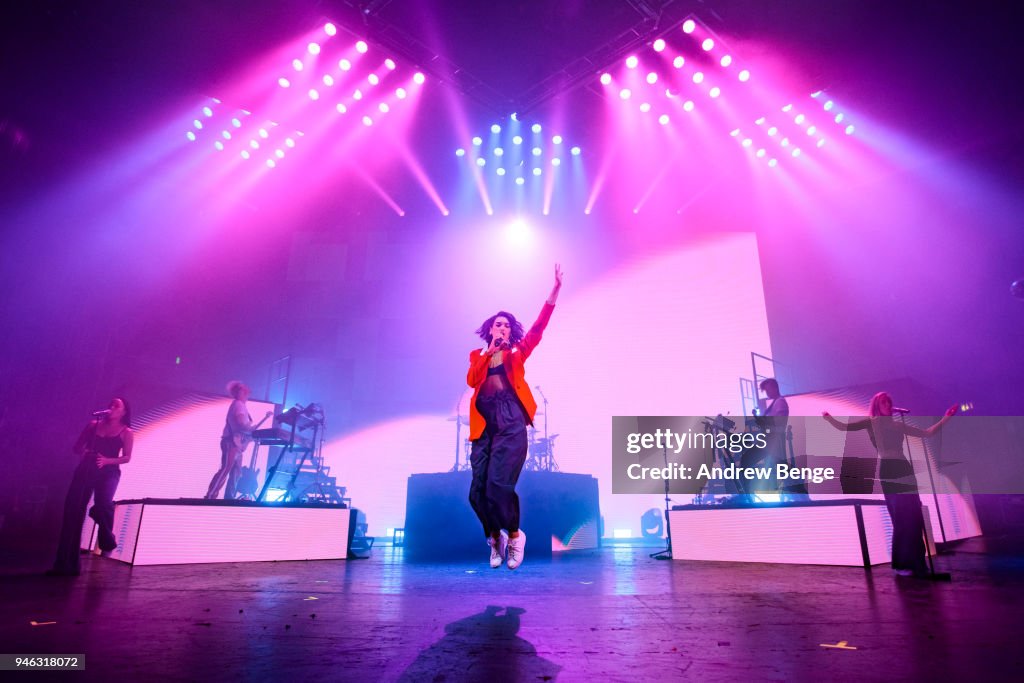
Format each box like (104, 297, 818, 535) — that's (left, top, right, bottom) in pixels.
(898, 411, 951, 582)
(650, 445, 673, 560)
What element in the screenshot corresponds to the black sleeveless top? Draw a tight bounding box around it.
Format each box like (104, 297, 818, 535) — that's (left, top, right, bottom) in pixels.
(88, 424, 125, 459)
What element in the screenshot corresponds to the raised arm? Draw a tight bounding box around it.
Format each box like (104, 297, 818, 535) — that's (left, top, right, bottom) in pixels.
(901, 405, 958, 438)
(519, 264, 563, 359)
(822, 412, 870, 431)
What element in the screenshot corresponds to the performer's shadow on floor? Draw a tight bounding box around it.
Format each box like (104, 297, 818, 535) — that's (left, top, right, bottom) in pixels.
(399, 605, 561, 682)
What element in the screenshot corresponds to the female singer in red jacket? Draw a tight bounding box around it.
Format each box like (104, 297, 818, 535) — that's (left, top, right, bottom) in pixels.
(467, 264, 563, 570)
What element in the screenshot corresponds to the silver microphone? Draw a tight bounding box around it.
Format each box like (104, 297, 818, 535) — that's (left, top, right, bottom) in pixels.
(891, 407, 911, 414)
(92, 409, 112, 417)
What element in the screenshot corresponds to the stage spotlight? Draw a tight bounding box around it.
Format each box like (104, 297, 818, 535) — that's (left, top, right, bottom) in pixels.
(780, 137, 790, 147)
(336, 103, 347, 114)
(515, 177, 525, 185)
(455, 148, 465, 157)
(756, 148, 766, 157)
(396, 87, 407, 99)
(720, 55, 732, 67)
(476, 157, 485, 166)
(768, 158, 778, 167)
(640, 102, 651, 113)
(231, 118, 242, 128)
(730, 129, 740, 137)
(782, 103, 793, 112)
(202, 106, 213, 117)
(692, 72, 704, 83)
(817, 138, 826, 147)
(494, 147, 504, 156)
(738, 69, 750, 82)
(532, 123, 542, 133)
(353, 89, 363, 100)
(240, 150, 250, 159)
(324, 22, 337, 36)
(533, 167, 542, 176)
(626, 55, 639, 69)
(308, 42, 321, 55)
(551, 158, 561, 166)
(385, 58, 396, 70)
(285, 137, 296, 147)
(683, 100, 694, 111)
(742, 138, 752, 147)
(619, 88, 631, 99)
(186, 131, 196, 141)
(571, 146, 581, 156)
(794, 113, 805, 124)
(845, 125, 855, 135)
(513, 135, 523, 145)
(193, 119, 203, 129)
(835, 113, 845, 123)
(221, 131, 231, 140)
(292, 59, 303, 71)
(532, 147, 542, 156)
(279, 77, 291, 88)
(379, 103, 389, 113)
(653, 38, 666, 52)
(323, 74, 334, 86)
(709, 86, 721, 98)
(647, 72, 658, 84)
(356, 41, 368, 53)
(767, 126, 778, 136)
(250, 140, 260, 149)
(792, 148, 801, 157)
(339, 58, 352, 71)
(682, 19, 696, 33)
(363, 116, 373, 126)
(673, 56, 684, 68)
(368, 74, 380, 85)
(309, 88, 320, 100)
(824, 100, 834, 111)
(275, 149, 285, 158)
(472, 136, 483, 146)
(702, 38, 714, 51)
(807, 126, 816, 135)
(258, 128, 269, 138)
(659, 114, 670, 125)
(755, 117, 766, 125)
(600, 73, 612, 85)
(267, 159, 276, 168)
(552, 135, 563, 144)
(491, 124, 501, 133)
(497, 167, 506, 175)
(413, 72, 426, 84)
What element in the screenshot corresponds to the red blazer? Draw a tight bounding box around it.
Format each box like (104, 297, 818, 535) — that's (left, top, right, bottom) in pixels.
(467, 302, 555, 441)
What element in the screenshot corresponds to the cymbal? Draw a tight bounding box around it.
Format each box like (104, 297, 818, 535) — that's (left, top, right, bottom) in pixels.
(446, 416, 470, 424)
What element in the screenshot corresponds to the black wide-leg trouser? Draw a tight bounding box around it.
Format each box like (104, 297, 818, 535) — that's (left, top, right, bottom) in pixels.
(469, 390, 529, 538)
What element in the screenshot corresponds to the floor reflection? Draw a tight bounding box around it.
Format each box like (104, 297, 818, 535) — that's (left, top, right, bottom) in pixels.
(398, 605, 561, 682)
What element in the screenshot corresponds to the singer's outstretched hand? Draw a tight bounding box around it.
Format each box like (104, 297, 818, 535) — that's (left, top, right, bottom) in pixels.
(548, 264, 564, 305)
(945, 405, 958, 417)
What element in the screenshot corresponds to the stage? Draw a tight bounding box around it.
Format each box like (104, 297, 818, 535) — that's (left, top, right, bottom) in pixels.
(79, 499, 356, 566)
(3, 539, 1022, 679)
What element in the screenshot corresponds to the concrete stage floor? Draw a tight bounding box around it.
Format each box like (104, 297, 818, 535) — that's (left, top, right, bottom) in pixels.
(1, 539, 1022, 681)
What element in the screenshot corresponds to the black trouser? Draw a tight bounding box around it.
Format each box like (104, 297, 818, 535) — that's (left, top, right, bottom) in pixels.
(53, 458, 121, 573)
(469, 390, 529, 538)
(206, 437, 243, 500)
(881, 458, 928, 574)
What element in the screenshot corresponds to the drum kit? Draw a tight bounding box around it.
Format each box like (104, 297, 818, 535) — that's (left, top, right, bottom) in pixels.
(447, 392, 560, 472)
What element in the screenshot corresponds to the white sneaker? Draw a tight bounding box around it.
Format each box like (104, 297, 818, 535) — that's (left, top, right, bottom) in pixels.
(506, 530, 526, 570)
(488, 533, 508, 568)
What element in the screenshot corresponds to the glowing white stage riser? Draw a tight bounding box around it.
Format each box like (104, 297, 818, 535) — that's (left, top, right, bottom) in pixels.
(82, 502, 353, 565)
(669, 502, 901, 566)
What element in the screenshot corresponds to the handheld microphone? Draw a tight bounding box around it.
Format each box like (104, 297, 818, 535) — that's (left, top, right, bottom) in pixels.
(892, 407, 911, 414)
(92, 409, 112, 417)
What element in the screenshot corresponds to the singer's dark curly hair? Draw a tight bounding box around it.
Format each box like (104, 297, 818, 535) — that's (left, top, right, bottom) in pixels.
(475, 311, 525, 346)
(116, 397, 132, 428)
